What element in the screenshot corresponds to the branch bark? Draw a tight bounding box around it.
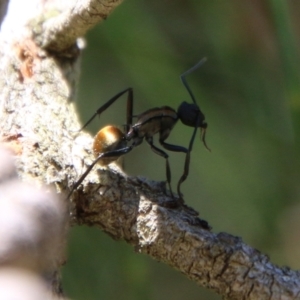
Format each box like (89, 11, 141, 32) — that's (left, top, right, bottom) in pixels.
(34, 0, 123, 52)
(0, 1, 299, 299)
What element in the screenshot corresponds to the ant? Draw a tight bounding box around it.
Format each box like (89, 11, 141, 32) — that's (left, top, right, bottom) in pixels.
(67, 58, 210, 201)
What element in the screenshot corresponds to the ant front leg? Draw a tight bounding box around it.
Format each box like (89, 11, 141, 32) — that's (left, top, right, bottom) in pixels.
(176, 116, 202, 201)
(145, 137, 174, 198)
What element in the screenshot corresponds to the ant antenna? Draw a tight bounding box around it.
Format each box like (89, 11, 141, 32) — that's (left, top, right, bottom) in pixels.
(180, 57, 207, 104)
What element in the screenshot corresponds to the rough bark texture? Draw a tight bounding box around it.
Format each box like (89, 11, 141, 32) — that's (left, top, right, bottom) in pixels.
(0, 0, 300, 299)
(35, 0, 123, 52)
(75, 180, 300, 300)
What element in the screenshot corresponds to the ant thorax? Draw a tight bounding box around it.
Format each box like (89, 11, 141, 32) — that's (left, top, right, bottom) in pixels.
(128, 107, 178, 139)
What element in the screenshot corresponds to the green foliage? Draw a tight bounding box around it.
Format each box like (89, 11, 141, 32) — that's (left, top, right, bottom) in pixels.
(63, 1, 300, 299)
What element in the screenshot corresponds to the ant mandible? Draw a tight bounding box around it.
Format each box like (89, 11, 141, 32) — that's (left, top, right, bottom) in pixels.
(67, 58, 210, 201)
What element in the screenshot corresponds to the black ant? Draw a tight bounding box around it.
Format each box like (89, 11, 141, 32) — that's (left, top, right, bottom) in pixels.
(67, 58, 210, 201)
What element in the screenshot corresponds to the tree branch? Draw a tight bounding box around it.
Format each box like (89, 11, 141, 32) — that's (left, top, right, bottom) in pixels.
(35, 0, 123, 52)
(72, 171, 300, 299)
(0, 0, 299, 299)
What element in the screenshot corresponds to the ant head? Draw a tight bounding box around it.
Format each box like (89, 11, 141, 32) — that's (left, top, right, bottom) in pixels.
(177, 102, 210, 151)
(178, 58, 210, 151)
(93, 125, 126, 165)
(177, 101, 205, 127)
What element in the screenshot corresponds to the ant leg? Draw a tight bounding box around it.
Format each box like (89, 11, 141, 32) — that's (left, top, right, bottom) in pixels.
(145, 137, 174, 197)
(159, 140, 188, 200)
(180, 58, 207, 105)
(126, 88, 133, 133)
(67, 145, 133, 200)
(159, 141, 188, 154)
(176, 151, 191, 200)
(176, 116, 201, 199)
(79, 88, 133, 132)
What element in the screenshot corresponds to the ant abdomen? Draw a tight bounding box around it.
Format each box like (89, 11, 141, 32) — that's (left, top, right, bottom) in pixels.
(93, 125, 126, 166)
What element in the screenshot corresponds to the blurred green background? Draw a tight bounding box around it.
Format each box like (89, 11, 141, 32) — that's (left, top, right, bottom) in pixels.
(63, 0, 300, 299)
